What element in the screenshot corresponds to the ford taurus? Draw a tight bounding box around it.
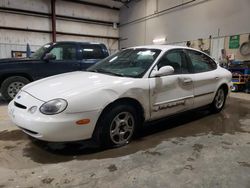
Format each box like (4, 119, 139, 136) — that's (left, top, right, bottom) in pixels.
(8, 45, 232, 147)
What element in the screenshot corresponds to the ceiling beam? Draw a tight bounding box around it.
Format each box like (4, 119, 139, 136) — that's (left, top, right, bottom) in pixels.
(51, 0, 56, 42)
(62, 0, 120, 11)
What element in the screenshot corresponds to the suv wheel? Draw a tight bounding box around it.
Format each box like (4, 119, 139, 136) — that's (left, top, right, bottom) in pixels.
(1, 76, 30, 101)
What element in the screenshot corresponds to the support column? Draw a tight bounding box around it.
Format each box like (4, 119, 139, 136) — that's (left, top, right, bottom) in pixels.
(51, 0, 56, 42)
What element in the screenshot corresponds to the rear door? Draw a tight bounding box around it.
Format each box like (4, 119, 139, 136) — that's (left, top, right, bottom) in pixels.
(149, 49, 194, 120)
(184, 49, 219, 108)
(79, 44, 108, 70)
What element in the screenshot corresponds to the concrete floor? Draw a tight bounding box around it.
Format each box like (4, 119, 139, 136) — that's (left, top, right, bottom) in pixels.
(0, 93, 249, 188)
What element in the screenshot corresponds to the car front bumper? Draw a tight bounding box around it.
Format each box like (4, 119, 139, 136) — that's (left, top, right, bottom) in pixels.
(8, 91, 100, 142)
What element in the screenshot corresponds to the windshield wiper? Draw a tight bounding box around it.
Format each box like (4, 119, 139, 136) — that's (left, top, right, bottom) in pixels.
(90, 68, 124, 77)
(87, 69, 98, 73)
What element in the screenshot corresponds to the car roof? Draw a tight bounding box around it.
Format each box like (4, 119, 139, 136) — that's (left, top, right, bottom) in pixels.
(53, 41, 104, 45)
(129, 45, 195, 51)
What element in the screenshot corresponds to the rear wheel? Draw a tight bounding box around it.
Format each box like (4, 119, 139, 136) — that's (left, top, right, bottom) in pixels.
(94, 104, 138, 148)
(1, 76, 30, 101)
(210, 87, 226, 113)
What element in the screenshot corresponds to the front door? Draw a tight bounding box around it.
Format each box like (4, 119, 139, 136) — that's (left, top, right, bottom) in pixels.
(34, 43, 81, 80)
(149, 49, 194, 120)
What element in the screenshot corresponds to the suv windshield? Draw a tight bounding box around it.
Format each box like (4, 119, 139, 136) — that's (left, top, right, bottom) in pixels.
(30, 43, 52, 59)
(87, 48, 161, 78)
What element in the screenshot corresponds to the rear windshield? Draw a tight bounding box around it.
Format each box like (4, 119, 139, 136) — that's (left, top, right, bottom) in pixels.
(80, 44, 105, 59)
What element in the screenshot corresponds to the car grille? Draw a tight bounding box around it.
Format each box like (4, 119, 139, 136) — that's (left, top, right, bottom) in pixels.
(14, 102, 27, 109)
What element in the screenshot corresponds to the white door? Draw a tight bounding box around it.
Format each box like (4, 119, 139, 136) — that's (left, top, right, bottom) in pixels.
(211, 37, 225, 62)
(184, 49, 220, 108)
(149, 49, 194, 120)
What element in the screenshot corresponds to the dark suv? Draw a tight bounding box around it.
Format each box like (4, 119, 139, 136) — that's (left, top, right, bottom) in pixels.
(0, 41, 109, 101)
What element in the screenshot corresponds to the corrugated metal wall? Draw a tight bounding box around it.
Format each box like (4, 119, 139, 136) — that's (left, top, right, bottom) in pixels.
(0, 0, 120, 58)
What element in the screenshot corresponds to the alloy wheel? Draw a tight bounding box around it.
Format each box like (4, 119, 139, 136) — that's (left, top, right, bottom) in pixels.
(110, 111, 135, 145)
(215, 89, 225, 109)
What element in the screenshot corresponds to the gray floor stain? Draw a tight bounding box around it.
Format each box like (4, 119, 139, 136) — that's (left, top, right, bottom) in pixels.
(221, 141, 233, 145)
(238, 161, 250, 168)
(192, 144, 203, 153)
(41, 177, 54, 184)
(143, 150, 162, 156)
(107, 164, 118, 172)
(184, 165, 194, 170)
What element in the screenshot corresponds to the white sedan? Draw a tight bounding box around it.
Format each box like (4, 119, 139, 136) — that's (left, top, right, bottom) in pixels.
(8, 45, 232, 147)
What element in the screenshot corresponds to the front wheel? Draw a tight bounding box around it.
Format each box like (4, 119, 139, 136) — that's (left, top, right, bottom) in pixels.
(1, 76, 30, 101)
(210, 87, 226, 113)
(95, 104, 138, 148)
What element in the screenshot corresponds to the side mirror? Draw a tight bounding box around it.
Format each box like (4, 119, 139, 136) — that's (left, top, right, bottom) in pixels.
(152, 65, 174, 77)
(43, 53, 56, 61)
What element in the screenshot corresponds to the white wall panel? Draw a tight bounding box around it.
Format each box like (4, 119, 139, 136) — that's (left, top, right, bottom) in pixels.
(56, 20, 118, 37)
(0, 12, 50, 31)
(120, 0, 146, 24)
(146, 0, 157, 16)
(119, 21, 146, 48)
(0, 30, 51, 45)
(157, 0, 191, 12)
(120, 0, 250, 48)
(0, 29, 119, 58)
(56, 0, 119, 23)
(80, 0, 122, 9)
(0, 29, 50, 58)
(0, 0, 50, 13)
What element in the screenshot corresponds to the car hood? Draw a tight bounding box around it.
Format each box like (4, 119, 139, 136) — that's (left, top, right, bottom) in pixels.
(22, 71, 135, 101)
(0, 58, 36, 64)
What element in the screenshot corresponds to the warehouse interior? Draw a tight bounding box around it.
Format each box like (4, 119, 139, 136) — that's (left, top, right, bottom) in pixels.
(1, 0, 250, 60)
(0, 0, 250, 187)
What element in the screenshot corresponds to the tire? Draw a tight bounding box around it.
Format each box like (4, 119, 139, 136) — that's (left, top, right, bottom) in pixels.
(94, 104, 139, 148)
(209, 87, 227, 113)
(1, 76, 30, 101)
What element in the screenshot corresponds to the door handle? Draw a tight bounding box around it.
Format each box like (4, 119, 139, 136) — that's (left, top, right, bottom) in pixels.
(215, 77, 219, 80)
(183, 79, 192, 83)
(179, 77, 193, 85)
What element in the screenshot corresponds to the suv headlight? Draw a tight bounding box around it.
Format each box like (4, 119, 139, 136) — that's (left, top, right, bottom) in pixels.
(40, 99, 68, 115)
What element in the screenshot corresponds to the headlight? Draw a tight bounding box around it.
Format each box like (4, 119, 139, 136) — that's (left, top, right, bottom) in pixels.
(40, 99, 68, 115)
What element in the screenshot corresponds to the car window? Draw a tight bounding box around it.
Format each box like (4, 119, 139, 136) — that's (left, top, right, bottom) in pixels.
(80, 45, 105, 59)
(87, 48, 161, 78)
(31, 43, 52, 59)
(186, 50, 217, 73)
(49, 44, 77, 60)
(157, 50, 190, 74)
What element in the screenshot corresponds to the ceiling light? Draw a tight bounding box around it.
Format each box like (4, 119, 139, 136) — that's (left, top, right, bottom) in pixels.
(153, 37, 167, 44)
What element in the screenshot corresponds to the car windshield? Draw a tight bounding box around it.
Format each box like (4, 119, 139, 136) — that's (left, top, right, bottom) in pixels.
(87, 48, 161, 78)
(30, 43, 52, 59)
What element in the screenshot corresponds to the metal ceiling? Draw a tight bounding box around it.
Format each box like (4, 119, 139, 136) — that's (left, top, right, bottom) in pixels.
(77, 0, 124, 9)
